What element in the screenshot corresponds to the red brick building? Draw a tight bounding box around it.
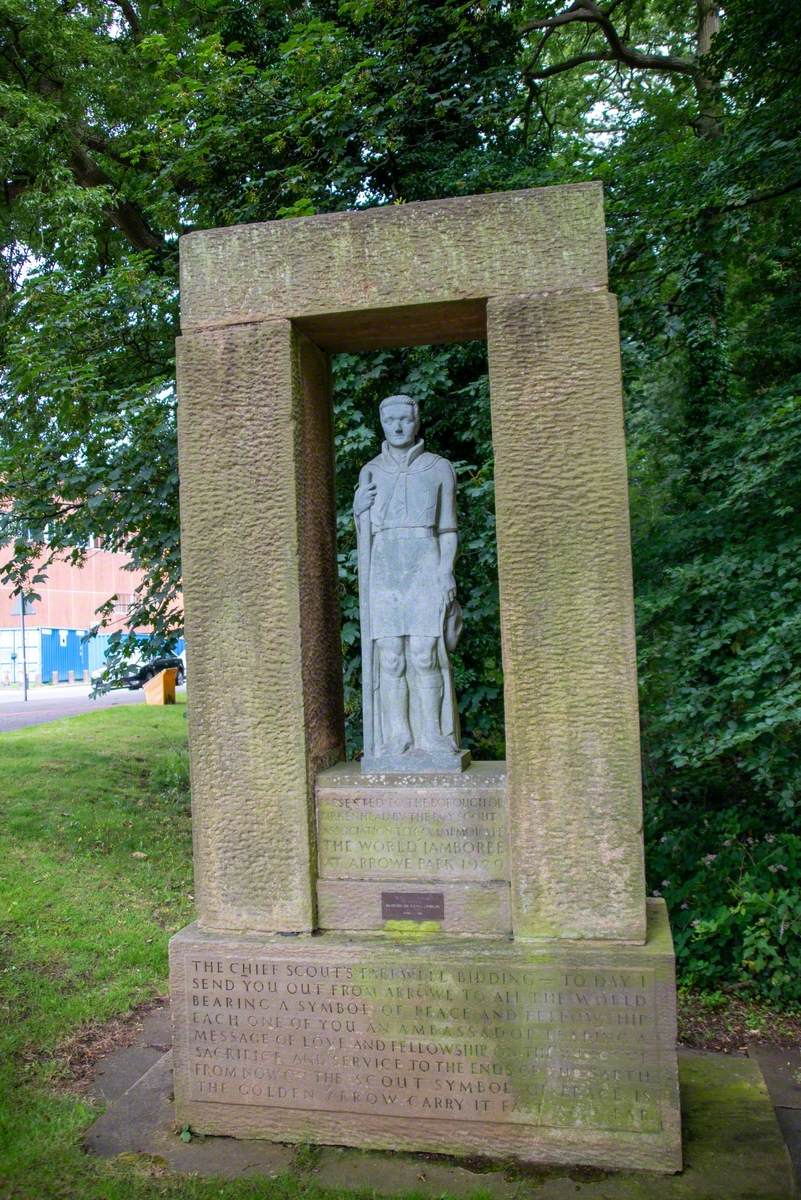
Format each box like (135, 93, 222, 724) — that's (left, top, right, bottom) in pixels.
(0, 544, 148, 684)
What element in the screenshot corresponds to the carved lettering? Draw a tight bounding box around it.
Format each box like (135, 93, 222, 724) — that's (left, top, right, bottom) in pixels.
(318, 791, 509, 881)
(182, 955, 663, 1133)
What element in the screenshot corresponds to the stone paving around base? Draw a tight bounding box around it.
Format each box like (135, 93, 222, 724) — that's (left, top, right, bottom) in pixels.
(749, 1044, 801, 1189)
(83, 1005, 798, 1198)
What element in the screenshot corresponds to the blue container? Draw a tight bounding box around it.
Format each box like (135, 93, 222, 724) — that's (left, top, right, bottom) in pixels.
(40, 628, 89, 682)
(86, 632, 113, 675)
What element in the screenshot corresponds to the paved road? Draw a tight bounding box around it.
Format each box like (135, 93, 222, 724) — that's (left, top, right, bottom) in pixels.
(0, 683, 148, 732)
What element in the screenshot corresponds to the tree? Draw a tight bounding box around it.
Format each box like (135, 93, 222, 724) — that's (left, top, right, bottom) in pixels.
(2, 2, 801, 994)
(0, 0, 534, 731)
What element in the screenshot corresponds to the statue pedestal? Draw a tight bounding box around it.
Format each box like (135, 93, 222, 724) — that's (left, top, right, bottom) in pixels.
(361, 748, 471, 774)
(169, 902, 681, 1172)
(316, 760, 509, 936)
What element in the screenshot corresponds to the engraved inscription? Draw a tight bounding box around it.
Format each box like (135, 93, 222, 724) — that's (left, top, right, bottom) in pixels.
(184, 955, 662, 1133)
(381, 892, 445, 921)
(317, 790, 509, 881)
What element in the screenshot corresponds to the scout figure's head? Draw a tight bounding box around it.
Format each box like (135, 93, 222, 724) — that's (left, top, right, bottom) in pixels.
(380, 394, 420, 450)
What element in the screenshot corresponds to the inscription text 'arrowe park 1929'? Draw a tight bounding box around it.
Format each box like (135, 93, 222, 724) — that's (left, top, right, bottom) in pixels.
(317, 789, 509, 881)
(183, 954, 663, 1134)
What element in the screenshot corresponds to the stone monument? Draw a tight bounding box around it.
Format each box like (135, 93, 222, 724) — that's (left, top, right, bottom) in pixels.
(169, 185, 682, 1172)
(355, 393, 468, 772)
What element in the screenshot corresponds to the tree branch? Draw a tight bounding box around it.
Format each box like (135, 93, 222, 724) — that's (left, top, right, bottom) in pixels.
(525, 50, 615, 79)
(3, 177, 30, 203)
(705, 177, 801, 217)
(117, 1, 142, 40)
(520, 0, 697, 78)
(67, 143, 168, 254)
(80, 129, 140, 170)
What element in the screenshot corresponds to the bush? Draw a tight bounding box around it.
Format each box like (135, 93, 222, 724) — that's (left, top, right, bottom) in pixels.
(646, 801, 801, 1006)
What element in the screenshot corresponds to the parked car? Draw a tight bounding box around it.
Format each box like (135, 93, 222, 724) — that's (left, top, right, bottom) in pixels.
(91, 652, 185, 691)
(120, 654, 185, 690)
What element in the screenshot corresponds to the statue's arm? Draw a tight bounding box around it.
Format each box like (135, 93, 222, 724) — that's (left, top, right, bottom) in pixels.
(439, 530, 458, 574)
(437, 462, 458, 601)
(354, 466, 377, 524)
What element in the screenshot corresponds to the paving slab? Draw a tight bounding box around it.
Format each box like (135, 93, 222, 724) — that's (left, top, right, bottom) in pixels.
(748, 1043, 801, 1193)
(84, 1052, 176, 1159)
(84, 1051, 296, 1179)
(140, 1005, 171, 1051)
(776, 1110, 801, 1191)
(86, 1043, 166, 1105)
(84, 1047, 796, 1197)
(749, 1045, 801, 1110)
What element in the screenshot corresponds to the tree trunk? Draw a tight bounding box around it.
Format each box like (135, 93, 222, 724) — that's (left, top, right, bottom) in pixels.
(694, 0, 722, 141)
(682, 1, 727, 465)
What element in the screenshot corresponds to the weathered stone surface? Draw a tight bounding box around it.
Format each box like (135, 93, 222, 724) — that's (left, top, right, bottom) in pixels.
(316, 879, 511, 935)
(84, 1051, 175, 1157)
(169, 901, 680, 1171)
(316, 761, 508, 882)
(487, 291, 645, 944)
(749, 1044, 801, 1111)
(180, 185, 607, 340)
(177, 320, 343, 933)
(84, 1050, 297, 1178)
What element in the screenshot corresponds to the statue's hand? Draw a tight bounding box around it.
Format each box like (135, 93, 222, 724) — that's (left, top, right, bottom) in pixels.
(354, 479, 377, 516)
(439, 571, 457, 606)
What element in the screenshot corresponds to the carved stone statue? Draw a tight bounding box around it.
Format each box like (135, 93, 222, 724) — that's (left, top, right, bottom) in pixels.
(354, 394, 470, 772)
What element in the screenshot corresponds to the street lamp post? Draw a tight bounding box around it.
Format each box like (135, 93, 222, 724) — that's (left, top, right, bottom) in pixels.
(15, 592, 35, 702)
(20, 592, 29, 702)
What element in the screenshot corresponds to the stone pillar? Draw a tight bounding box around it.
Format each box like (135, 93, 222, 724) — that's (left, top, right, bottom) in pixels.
(176, 319, 344, 934)
(487, 291, 645, 943)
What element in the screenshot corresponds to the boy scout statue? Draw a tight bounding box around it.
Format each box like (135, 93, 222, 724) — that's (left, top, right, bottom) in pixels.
(354, 394, 469, 772)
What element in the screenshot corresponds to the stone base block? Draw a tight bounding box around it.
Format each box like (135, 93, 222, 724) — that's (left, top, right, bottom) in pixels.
(317, 879, 511, 935)
(169, 900, 680, 1172)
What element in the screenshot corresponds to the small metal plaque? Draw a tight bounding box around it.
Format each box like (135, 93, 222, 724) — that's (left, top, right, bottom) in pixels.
(381, 891, 445, 921)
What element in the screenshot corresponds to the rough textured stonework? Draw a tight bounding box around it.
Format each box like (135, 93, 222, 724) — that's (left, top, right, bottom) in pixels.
(180, 185, 607, 338)
(295, 334, 345, 777)
(487, 292, 645, 943)
(173, 186, 678, 1168)
(169, 901, 680, 1172)
(177, 320, 343, 933)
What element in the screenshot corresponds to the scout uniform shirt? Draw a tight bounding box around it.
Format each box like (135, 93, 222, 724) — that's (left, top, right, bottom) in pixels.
(357, 439, 457, 641)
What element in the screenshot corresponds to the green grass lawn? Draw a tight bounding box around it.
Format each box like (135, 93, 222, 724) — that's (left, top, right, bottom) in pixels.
(0, 703, 372, 1200)
(2, 703, 793, 1200)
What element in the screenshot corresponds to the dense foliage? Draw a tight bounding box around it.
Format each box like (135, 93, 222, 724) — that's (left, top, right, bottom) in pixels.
(1, 0, 799, 1001)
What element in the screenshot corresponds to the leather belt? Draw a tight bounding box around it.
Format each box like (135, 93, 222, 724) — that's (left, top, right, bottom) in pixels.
(373, 527, 435, 539)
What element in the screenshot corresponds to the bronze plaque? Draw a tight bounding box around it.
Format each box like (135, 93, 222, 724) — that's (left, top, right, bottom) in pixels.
(381, 891, 445, 921)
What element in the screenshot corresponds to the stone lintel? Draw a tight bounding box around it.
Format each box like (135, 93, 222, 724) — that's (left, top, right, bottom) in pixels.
(179, 185, 607, 340)
(295, 298, 487, 351)
(169, 900, 680, 1172)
